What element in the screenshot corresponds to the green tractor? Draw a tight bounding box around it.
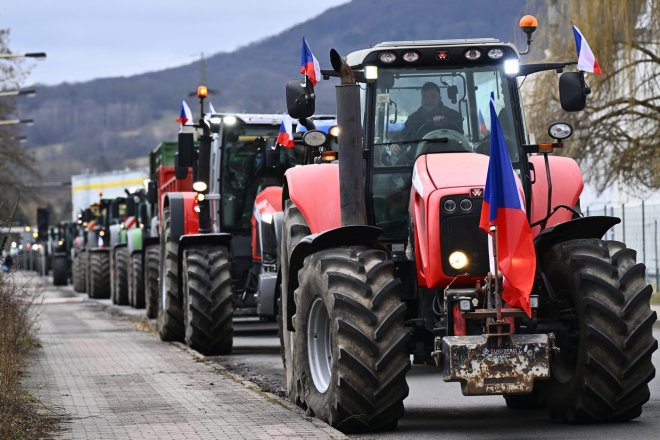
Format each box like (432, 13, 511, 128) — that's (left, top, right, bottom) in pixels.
(50, 221, 78, 286)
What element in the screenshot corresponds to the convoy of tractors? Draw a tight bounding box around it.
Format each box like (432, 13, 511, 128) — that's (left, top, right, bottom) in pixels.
(43, 15, 656, 434)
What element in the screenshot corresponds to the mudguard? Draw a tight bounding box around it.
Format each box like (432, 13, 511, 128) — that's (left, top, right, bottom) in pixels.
(534, 215, 620, 257)
(252, 186, 283, 261)
(529, 155, 583, 236)
(127, 228, 143, 255)
(285, 225, 385, 330)
(176, 233, 232, 295)
(163, 192, 199, 240)
(283, 163, 341, 234)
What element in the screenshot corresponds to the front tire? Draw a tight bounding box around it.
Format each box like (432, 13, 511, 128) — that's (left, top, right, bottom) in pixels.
(540, 239, 657, 422)
(130, 252, 144, 309)
(52, 254, 68, 286)
(158, 208, 184, 341)
(144, 244, 159, 319)
(73, 250, 88, 293)
(182, 245, 233, 355)
(89, 251, 110, 299)
(113, 247, 129, 305)
(279, 200, 311, 402)
(292, 246, 410, 433)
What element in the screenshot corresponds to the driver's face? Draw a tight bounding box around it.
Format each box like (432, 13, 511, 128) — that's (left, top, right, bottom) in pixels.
(421, 88, 440, 109)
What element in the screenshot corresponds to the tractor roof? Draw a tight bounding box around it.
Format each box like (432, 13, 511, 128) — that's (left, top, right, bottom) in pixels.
(346, 38, 519, 68)
(207, 113, 284, 125)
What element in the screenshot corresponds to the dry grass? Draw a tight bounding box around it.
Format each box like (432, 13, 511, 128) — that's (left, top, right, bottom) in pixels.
(0, 272, 57, 439)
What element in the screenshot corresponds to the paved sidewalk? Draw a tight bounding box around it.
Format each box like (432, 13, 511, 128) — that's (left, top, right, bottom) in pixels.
(20, 273, 345, 439)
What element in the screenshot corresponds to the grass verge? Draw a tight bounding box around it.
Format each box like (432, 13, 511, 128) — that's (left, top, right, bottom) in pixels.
(0, 272, 58, 439)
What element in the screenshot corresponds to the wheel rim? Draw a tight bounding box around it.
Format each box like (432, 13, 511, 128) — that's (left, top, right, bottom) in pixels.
(307, 297, 332, 393)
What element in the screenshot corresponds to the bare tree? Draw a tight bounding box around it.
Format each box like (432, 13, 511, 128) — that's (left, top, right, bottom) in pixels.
(525, 0, 660, 193)
(0, 29, 40, 223)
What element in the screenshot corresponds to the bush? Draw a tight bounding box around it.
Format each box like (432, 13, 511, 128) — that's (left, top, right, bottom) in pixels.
(0, 272, 55, 439)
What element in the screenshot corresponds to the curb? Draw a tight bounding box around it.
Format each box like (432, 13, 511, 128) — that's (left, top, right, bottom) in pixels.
(87, 297, 348, 440)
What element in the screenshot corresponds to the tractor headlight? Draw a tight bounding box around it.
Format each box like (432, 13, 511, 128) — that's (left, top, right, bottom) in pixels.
(448, 251, 469, 270)
(193, 181, 208, 192)
(302, 130, 327, 147)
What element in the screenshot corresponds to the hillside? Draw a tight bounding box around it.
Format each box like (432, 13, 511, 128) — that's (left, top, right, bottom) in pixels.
(17, 0, 528, 220)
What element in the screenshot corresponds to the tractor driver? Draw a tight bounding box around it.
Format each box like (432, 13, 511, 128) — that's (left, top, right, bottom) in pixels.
(380, 82, 463, 166)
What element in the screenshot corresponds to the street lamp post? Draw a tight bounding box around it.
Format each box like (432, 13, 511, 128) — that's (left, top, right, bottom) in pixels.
(0, 118, 34, 126)
(0, 52, 47, 59)
(0, 88, 36, 97)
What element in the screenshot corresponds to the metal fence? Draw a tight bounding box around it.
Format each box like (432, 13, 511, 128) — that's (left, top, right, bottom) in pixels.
(585, 202, 660, 292)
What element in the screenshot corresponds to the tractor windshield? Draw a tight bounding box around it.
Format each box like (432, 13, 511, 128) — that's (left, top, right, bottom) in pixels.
(371, 66, 520, 167)
(369, 65, 521, 241)
(219, 123, 302, 232)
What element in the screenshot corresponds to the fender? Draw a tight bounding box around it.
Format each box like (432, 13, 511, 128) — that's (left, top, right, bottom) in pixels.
(163, 192, 199, 240)
(283, 164, 341, 234)
(534, 215, 620, 258)
(285, 225, 385, 330)
(126, 227, 143, 255)
(176, 233, 232, 296)
(252, 186, 283, 261)
(529, 155, 583, 236)
(143, 235, 159, 248)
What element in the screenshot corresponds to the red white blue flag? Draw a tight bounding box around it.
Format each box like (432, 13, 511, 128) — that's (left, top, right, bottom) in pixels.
(276, 114, 294, 148)
(479, 92, 536, 317)
(176, 100, 194, 125)
(300, 37, 321, 86)
(572, 25, 602, 76)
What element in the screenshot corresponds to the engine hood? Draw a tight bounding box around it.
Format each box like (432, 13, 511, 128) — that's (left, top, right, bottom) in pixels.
(413, 153, 490, 195)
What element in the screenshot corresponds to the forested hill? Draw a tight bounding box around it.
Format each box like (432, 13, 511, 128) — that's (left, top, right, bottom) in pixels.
(18, 0, 527, 178)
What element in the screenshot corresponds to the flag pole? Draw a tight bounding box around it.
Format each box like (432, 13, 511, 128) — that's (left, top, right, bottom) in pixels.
(489, 225, 502, 321)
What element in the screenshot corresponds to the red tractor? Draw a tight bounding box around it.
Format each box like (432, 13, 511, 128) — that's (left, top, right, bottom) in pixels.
(278, 17, 657, 432)
(158, 88, 311, 355)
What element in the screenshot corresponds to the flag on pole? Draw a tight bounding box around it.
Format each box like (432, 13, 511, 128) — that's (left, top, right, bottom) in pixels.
(276, 114, 295, 148)
(176, 100, 194, 125)
(572, 25, 602, 76)
(478, 108, 488, 135)
(300, 37, 321, 86)
(479, 92, 536, 317)
(208, 101, 217, 115)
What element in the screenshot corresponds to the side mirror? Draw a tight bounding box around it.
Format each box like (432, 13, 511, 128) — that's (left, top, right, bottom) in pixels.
(265, 138, 280, 168)
(286, 79, 315, 119)
(147, 180, 157, 205)
(174, 153, 188, 179)
(559, 72, 589, 112)
(177, 132, 195, 168)
(125, 197, 136, 216)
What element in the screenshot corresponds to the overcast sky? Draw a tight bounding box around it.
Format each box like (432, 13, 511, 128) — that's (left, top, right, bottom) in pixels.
(1, 0, 348, 85)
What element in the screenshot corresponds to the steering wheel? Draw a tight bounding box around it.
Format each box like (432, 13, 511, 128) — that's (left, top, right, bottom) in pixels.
(417, 129, 472, 156)
(415, 117, 463, 139)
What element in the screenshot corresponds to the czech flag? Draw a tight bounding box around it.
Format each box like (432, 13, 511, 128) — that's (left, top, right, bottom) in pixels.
(176, 100, 194, 125)
(276, 114, 295, 148)
(479, 92, 536, 317)
(478, 108, 488, 135)
(572, 25, 602, 76)
(300, 37, 321, 86)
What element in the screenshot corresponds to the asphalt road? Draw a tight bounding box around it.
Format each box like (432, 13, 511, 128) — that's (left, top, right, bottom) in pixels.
(213, 318, 660, 440)
(34, 276, 660, 439)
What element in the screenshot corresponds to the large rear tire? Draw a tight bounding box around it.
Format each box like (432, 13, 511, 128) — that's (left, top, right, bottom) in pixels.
(52, 254, 68, 286)
(279, 200, 311, 401)
(182, 245, 233, 355)
(130, 252, 145, 309)
(89, 251, 110, 299)
(292, 246, 410, 433)
(158, 208, 184, 341)
(113, 247, 129, 305)
(144, 244, 159, 319)
(540, 239, 657, 422)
